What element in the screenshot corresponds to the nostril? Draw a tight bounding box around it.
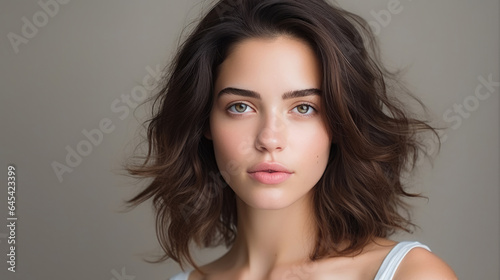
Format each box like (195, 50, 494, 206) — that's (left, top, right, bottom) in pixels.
(255, 126, 286, 152)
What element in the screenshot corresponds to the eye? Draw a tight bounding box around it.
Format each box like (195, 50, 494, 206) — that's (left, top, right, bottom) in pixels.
(293, 104, 316, 115)
(228, 103, 253, 114)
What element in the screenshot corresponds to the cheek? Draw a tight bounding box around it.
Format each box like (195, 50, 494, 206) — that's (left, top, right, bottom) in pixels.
(314, 130, 331, 163)
(290, 122, 331, 174)
(210, 117, 254, 176)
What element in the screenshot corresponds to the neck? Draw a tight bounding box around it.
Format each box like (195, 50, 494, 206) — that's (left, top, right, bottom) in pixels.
(225, 189, 317, 276)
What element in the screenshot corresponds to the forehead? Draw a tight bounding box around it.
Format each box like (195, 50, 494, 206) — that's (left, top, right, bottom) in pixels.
(214, 36, 322, 94)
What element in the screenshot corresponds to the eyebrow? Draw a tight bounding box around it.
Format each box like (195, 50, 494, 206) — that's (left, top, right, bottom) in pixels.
(217, 87, 322, 100)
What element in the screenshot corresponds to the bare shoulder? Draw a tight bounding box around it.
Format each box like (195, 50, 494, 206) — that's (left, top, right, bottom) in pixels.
(394, 247, 457, 280)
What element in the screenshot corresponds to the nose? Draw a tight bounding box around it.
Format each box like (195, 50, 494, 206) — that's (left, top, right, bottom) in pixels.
(255, 114, 287, 153)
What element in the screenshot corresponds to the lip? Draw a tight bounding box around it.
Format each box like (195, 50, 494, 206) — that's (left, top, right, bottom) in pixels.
(247, 162, 293, 185)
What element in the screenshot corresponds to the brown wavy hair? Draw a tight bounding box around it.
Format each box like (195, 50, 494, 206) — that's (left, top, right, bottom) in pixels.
(125, 0, 438, 273)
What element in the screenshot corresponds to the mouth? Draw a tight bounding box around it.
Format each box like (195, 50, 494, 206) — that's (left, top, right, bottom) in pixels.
(248, 162, 293, 173)
(260, 169, 285, 173)
(247, 162, 293, 184)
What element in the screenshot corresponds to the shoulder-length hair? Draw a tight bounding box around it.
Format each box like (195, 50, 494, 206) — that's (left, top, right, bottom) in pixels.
(126, 0, 438, 272)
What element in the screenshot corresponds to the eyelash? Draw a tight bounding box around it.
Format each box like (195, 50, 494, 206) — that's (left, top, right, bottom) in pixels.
(226, 102, 317, 116)
(291, 103, 317, 115)
(227, 103, 254, 114)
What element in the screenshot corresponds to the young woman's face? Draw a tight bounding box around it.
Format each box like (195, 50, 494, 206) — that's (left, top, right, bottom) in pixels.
(208, 36, 331, 210)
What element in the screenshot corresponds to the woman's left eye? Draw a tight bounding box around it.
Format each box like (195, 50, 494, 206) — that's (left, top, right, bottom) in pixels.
(292, 104, 315, 115)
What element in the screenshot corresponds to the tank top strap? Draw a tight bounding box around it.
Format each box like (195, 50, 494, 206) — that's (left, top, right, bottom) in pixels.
(169, 242, 430, 280)
(374, 241, 431, 280)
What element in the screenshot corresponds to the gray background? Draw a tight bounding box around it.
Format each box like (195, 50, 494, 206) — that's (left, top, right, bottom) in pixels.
(0, 0, 498, 279)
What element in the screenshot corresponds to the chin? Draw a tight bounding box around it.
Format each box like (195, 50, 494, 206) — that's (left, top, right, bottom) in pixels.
(237, 187, 310, 210)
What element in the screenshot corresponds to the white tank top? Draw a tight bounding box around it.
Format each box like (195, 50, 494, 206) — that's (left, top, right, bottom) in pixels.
(169, 241, 430, 280)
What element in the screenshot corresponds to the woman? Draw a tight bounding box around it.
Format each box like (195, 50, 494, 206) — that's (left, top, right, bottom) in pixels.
(126, 0, 457, 279)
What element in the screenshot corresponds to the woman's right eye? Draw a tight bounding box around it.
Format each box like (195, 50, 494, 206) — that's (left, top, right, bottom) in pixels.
(228, 103, 253, 114)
